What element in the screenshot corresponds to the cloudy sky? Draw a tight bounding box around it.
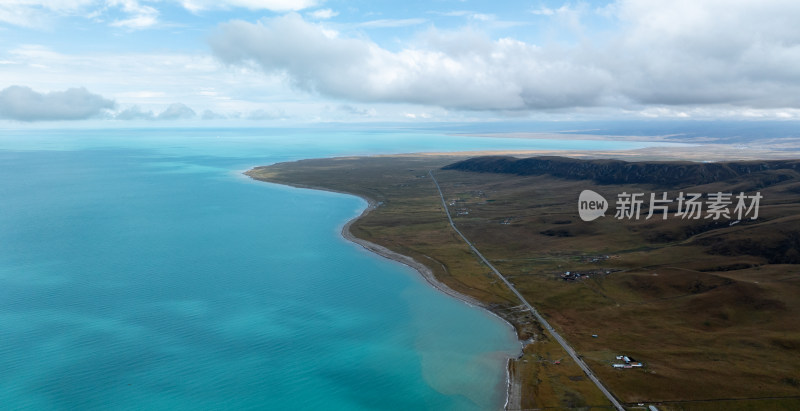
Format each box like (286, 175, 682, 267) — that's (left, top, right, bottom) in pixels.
(1, 0, 799, 124)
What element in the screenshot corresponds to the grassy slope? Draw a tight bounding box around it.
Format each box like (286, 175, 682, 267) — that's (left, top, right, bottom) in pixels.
(247, 155, 800, 410)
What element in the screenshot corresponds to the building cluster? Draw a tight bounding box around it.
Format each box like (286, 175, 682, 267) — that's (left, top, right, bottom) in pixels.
(582, 254, 610, 263)
(560, 270, 612, 281)
(612, 355, 643, 369)
(446, 198, 471, 216)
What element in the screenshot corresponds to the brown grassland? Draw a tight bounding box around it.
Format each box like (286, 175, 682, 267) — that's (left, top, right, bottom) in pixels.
(247, 153, 800, 410)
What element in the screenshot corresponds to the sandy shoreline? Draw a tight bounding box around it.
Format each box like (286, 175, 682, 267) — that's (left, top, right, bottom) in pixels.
(340, 195, 524, 411)
(340, 198, 488, 309)
(244, 170, 523, 410)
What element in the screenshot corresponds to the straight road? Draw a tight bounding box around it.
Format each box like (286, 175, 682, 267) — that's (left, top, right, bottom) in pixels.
(429, 170, 625, 411)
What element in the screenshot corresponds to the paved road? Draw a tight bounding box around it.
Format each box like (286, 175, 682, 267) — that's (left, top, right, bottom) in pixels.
(429, 170, 625, 411)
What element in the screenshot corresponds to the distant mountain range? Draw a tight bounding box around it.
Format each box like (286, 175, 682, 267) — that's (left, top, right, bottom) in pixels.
(443, 156, 800, 187)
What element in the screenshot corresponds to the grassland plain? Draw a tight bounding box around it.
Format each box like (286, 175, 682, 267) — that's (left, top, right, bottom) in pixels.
(247, 152, 800, 410)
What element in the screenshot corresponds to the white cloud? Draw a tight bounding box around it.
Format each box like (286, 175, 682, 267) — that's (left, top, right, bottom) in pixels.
(117, 91, 167, 98)
(178, 0, 318, 13)
(208, 14, 608, 111)
(0, 0, 320, 29)
(404, 112, 431, 119)
(469, 13, 493, 22)
(110, 14, 157, 28)
(0, 0, 95, 27)
(201, 109, 226, 119)
(114, 103, 200, 120)
(5, 0, 800, 121)
(434, 10, 524, 30)
(439, 10, 471, 17)
(307, 8, 338, 20)
(0, 43, 308, 120)
(530, 7, 556, 16)
(208, 4, 800, 113)
(0, 0, 160, 29)
(0, 0, 321, 26)
(107, 0, 158, 29)
(609, 0, 800, 108)
(247, 108, 285, 120)
(115, 105, 155, 120)
(357, 18, 427, 29)
(337, 104, 372, 116)
(0, 85, 115, 121)
(157, 103, 196, 119)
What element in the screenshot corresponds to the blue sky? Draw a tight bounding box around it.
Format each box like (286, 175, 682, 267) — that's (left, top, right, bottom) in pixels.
(1, 0, 799, 124)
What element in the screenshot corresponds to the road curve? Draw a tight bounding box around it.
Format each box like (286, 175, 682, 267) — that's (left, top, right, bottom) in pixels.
(429, 170, 625, 411)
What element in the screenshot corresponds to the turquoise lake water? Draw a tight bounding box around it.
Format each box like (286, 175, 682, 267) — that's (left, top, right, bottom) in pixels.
(0, 128, 679, 410)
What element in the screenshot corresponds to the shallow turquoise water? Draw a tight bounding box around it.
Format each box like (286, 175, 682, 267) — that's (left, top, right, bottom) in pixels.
(0, 128, 678, 410)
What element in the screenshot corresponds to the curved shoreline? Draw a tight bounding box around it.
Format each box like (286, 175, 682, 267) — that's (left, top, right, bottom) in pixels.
(341, 195, 526, 411)
(340, 198, 489, 309)
(245, 172, 523, 410)
(340, 195, 524, 411)
(339, 196, 525, 411)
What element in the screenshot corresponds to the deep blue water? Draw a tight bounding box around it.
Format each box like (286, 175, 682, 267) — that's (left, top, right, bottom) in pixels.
(0, 128, 680, 410)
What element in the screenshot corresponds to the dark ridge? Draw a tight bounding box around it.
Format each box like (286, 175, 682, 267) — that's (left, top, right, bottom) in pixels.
(698, 230, 800, 264)
(442, 156, 800, 187)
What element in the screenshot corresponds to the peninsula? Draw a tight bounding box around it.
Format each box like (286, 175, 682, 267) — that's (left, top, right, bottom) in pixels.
(247, 153, 800, 410)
